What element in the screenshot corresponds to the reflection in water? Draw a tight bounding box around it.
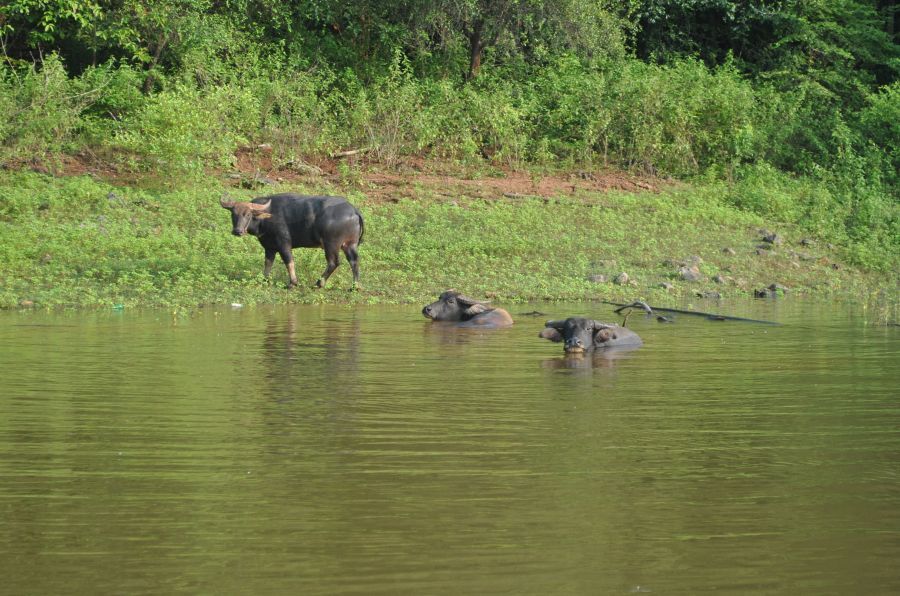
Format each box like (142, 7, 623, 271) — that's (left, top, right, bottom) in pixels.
(422, 319, 514, 346)
(259, 306, 363, 386)
(540, 345, 641, 370)
(0, 301, 898, 595)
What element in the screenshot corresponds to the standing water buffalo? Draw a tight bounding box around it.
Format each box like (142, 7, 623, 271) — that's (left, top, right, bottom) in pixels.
(220, 193, 364, 289)
(422, 291, 514, 328)
(539, 317, 642, 353)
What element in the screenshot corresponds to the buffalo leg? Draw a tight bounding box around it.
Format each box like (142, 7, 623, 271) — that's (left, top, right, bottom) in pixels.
(342, 243, 360, 289)
(316, 244, 340, 288)
(263, 248, 276, 280)
(278, 247, 298, 288)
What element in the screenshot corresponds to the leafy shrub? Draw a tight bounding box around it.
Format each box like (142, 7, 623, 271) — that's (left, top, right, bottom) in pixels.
(77, 61, 144, 120)
(256, 68, 340, 157)
(0, 54, 90, 158)
(521, 57, 759, 175)
(597, 58, 759, 176)
(525, 55, 607, 163)
(361, 53, 432, 164)
(756, 80, 849, 175)
(452, 78, 529, 165)
(114, 84, 258, 172)
(412, 79, 481, 160)
(858, 82, 900, 188)
(0, 72, 13, 147)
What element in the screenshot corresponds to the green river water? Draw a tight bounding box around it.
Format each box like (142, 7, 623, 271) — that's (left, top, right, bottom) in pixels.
(1, 299, 898, 595)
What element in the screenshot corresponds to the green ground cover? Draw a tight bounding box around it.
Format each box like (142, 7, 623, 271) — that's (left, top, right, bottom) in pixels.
(1, 170, 893, 311)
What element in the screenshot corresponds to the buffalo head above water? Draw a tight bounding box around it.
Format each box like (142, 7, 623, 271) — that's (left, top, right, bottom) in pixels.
(422, 290, 513, 328)
(539, 317, 642, 353)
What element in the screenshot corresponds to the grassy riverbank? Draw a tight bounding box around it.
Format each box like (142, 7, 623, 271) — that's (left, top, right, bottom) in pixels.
(2, 3, 896, 311)
(0, 166, 895, 311)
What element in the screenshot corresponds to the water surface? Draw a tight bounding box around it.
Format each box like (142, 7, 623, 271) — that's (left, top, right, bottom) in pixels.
(1, 300, 898, 594)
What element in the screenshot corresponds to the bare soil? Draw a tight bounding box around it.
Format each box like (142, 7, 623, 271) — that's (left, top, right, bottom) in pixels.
(13, 147, 667, 202)
(229, 145, 666, 201)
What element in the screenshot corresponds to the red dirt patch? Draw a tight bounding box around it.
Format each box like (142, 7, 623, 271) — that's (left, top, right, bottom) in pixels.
(12, 148, 666, 201)
(361, 168, 658, 203)
(225, 146, 664, 202)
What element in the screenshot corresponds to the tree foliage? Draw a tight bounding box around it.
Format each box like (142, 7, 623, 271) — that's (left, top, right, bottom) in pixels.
(631, 0, 898, 95)
(402, 0, 631, 80)
(3, 0, 894, 88)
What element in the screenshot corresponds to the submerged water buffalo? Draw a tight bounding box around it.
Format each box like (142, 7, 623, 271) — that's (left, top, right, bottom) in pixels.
(422, 291, 514, 328)
(539, 317, 642, 353)
(220, 193, 363, 289)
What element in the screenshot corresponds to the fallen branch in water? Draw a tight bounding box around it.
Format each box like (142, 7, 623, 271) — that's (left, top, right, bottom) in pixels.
(613, 300, 653, 315)
(604, 301, 781, 325)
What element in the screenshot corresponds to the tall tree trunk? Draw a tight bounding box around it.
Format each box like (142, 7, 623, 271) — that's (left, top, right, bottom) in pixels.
(466, 19, 485, 81)
(877, 1, 896, 38)
(142, 33, 171, 93)
(887, 1, 896, 38)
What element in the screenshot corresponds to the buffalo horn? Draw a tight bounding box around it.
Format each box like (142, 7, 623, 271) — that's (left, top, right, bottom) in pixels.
(463, 302, 490, 317)
(544, 320, 566, 330)
(220, 198, 236, 208)
(455, 293, 489, 306)
(539, 327, 563, 342)
(248, 199, 271, 211)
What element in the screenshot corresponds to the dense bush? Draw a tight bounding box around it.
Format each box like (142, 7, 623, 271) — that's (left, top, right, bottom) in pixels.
(0, 54, 90, 156)
(859, 82, 900, 189)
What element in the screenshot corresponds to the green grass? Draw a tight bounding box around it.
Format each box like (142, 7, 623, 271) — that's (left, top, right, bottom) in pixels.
(0, 170, 895, 310)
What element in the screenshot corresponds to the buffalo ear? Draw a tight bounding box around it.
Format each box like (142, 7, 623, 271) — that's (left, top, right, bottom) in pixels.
(593, 322, 618, 343)
(539, 327, 563, 342)
(253, 212, 273, 219)
(464, 302, 490, 317)
(595, 328, 613, 343)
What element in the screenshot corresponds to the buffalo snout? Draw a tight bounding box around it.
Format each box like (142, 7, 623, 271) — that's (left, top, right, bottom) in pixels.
(565, 337, 586, 353)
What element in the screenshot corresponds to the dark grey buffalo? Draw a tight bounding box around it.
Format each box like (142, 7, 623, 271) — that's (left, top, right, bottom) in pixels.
(221, 193, 363, 289)
(422, 291, 514, 328)
(539, 317, 642, 353)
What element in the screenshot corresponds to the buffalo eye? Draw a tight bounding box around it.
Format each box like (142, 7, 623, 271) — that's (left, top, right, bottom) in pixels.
(447, 298, 456, 304)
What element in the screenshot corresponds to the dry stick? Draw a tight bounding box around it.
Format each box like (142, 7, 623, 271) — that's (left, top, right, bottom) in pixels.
(604, 301, 781, 325)
(331, 148, 371, 158)
(614, 300, 651, 326)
